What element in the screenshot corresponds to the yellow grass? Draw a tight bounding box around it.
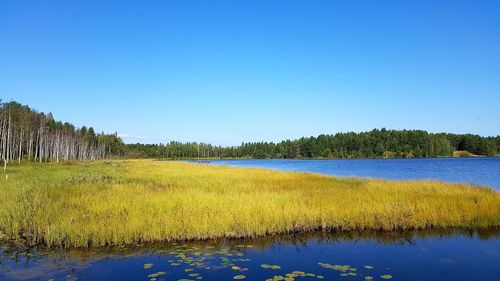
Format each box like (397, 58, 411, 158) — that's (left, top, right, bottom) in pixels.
(0, 160, 499, 248)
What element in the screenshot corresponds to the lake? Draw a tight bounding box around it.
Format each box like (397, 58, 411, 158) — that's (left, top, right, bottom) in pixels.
(207, 158, 500, 190)
(1, 230, 499, 281)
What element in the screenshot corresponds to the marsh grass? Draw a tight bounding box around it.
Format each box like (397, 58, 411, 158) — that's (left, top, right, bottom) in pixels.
(0, 160, 499, 248)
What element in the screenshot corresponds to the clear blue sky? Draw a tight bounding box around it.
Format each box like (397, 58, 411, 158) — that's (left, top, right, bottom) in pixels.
(1, 0, 499, 145)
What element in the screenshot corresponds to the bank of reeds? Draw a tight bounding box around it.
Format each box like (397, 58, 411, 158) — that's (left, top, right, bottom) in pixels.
(0, 160, 498, 248)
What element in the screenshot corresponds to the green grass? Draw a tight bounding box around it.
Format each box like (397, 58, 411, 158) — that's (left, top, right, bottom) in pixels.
(0, 160, 499, 248)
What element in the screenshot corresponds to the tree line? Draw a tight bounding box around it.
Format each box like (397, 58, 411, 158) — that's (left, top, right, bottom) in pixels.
(2, 100, 499, 165)
(127, 129, 500, 159)
(0, 101, 125, 172)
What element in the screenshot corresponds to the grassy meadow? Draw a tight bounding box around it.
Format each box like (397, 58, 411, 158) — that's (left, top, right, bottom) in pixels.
(0, 160, 499, 248)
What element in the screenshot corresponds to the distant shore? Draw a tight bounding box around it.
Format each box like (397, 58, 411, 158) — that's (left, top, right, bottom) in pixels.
(1, 160, 499, 248)
(157, 153, 498, 161)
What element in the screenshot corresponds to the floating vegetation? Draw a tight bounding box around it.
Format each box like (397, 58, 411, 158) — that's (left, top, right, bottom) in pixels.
(318, 262, 356, 273)
(138, 242, 259, 281)
(148, 271, 167, 278)
(266, 271, 321, 281)
(136, 239, 399, 281)
(144, 263, 154, 269)
(261, 264, 282, 270)
(319, 261, 394, 279)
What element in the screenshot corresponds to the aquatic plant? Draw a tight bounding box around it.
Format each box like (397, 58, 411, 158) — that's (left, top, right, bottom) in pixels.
(261, 264, 282, 270)
(266, 271, 321, 281)
(148, 271, 167, 278)
(0, 160, 499, 248)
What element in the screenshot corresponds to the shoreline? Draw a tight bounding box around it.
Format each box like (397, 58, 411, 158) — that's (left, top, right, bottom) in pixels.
(2, 226, 500, 252)
(158, 155, 500, 161)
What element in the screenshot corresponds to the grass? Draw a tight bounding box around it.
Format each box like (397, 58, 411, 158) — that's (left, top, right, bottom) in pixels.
(0, 160, 499, 248)
(453, 150, 475, 157)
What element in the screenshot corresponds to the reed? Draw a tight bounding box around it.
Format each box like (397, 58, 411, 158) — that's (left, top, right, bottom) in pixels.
(0, 160, 498, 248)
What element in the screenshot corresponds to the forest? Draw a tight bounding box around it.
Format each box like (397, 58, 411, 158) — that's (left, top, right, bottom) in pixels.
(0, 101, 125, 170)
(128, 129, 500, 159)
(1, 100, 499, 165)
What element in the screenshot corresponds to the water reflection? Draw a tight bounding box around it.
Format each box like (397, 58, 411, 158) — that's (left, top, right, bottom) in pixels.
(1, 228, 499, 281)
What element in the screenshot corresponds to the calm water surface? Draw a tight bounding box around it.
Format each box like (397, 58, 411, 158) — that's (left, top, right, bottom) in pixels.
(208, 158, 500, 189)
(1, 230, 499, 281)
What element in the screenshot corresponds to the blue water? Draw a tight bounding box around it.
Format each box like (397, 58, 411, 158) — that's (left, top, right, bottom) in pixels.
(207, 158, 500, 190)
(1, 230, 499, 281)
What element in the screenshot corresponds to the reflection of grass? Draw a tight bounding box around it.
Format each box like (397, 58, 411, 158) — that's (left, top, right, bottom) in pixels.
(0, 160, 499, 248)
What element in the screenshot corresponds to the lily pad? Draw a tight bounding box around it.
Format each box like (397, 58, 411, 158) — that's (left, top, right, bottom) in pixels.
(364, 266, 374, 269)
(271, 265, 282, 270)
(233, 275, 246, 280)
(143, 263, 154, 269)
(148, 272, 167, 278)
(380, 275, 393, 280)
(261, 264, 281, 270)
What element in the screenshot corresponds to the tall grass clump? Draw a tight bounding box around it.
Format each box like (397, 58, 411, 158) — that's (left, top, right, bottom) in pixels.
(0, 160, 499, 248)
